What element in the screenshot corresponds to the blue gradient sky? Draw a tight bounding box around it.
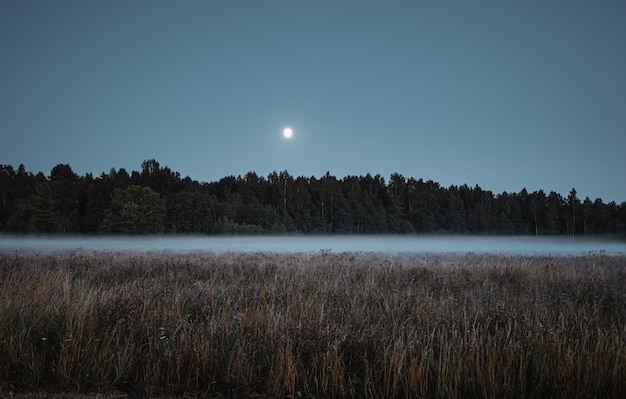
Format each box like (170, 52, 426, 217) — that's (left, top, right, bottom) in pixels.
(1, 1, 625, 202)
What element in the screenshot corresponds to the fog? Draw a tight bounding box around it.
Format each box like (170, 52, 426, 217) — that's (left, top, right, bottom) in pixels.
(1, 235, 625, 256)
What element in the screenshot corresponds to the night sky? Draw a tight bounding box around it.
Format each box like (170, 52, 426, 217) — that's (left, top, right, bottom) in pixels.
(1, 1, 625, 202)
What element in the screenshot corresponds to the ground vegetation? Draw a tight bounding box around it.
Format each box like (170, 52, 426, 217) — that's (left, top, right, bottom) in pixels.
(0, 251, 624, 398)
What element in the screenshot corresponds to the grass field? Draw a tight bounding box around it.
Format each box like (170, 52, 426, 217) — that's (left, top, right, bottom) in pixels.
(0, 250, 624, 398)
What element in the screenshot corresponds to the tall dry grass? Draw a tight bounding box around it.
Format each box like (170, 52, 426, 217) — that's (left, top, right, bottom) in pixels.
(0, 250, 624, 398)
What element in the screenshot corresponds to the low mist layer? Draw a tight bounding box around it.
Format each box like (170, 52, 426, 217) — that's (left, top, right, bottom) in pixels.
(1, 235, 625, 256)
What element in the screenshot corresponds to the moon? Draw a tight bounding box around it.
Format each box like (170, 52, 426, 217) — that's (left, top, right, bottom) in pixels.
(283, 127, 293, 138)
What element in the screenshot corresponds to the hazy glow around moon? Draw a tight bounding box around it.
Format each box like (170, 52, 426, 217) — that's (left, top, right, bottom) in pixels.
(283, 127, 293, 138)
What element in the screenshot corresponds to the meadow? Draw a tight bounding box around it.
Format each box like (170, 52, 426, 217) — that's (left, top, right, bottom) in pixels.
(0, 250, 624, 398)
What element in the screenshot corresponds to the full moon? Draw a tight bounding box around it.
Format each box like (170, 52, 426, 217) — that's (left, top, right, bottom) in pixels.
(283, 127, 293, 138)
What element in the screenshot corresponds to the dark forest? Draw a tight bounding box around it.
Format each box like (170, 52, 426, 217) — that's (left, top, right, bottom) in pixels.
(1, 160, 624, 236)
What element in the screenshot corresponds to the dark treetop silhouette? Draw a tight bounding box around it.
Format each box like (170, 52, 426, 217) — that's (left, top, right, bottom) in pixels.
(1, 160, 624, 235)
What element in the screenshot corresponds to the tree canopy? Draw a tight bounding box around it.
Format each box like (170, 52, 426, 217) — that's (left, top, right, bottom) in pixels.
(100, 185, 166, 234)
(1, 160, 624, 236)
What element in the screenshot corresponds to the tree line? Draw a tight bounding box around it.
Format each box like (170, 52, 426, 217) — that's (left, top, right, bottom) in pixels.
(1, 159, 625, 236)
